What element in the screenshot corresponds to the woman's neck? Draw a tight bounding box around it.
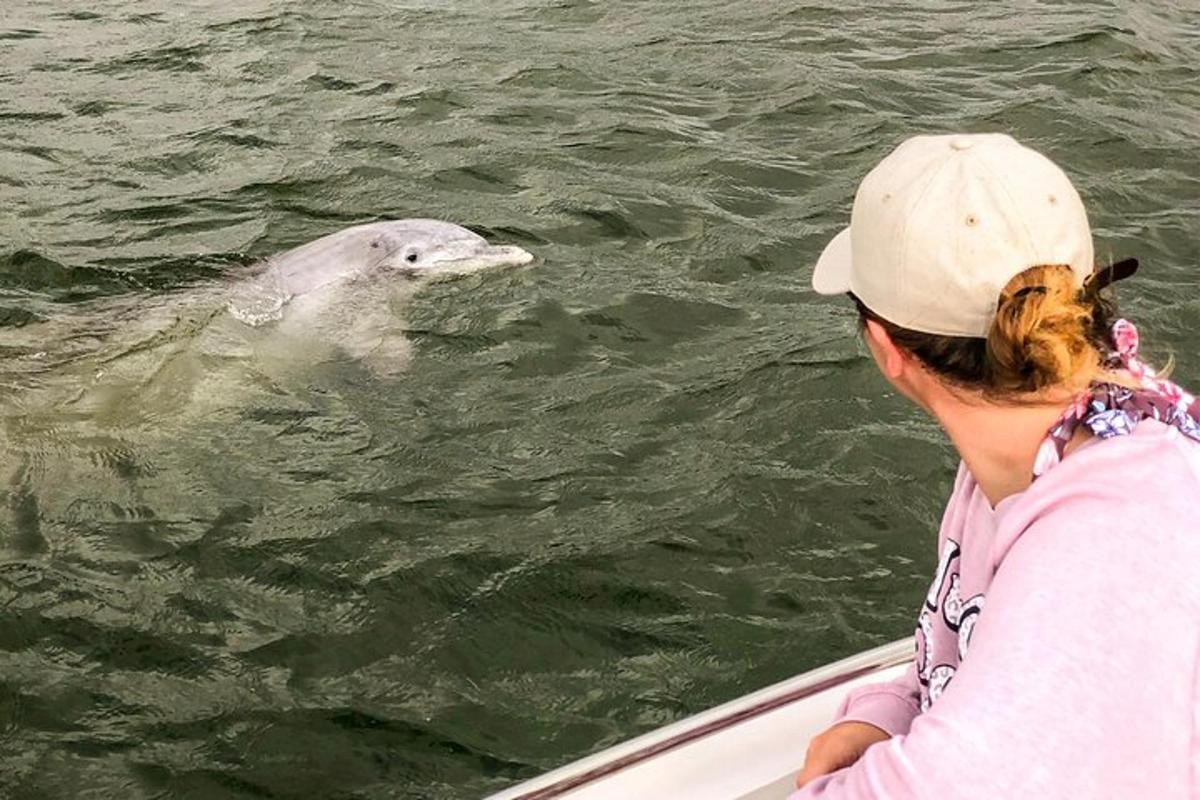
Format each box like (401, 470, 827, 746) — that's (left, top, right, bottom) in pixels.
(925, 391, 1082, 508)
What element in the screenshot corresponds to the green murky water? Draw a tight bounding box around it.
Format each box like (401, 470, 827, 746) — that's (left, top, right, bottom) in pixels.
(1, 1, 1198, 797)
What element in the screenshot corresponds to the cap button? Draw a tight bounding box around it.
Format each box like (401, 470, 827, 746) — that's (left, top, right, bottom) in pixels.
(949, 137, 974, 151)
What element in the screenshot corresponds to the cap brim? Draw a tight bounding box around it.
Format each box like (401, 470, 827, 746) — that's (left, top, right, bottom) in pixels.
(812, 227, 852, 295)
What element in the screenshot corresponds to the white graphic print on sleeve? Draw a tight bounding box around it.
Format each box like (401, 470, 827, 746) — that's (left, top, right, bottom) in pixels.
(957, 596, 985, 661)
(913, 538, 985, 712)
(942, 573, 963, 628)
(925, 540, 961, 611)
(925, 664, 957, 710)
(917, 607, 933, 682)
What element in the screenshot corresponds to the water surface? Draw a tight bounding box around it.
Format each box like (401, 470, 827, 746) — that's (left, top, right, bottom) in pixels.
(1, 1, 1198, 797)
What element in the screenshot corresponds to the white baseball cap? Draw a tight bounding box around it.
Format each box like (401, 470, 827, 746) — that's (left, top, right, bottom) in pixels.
(812, 133, 1095, 337)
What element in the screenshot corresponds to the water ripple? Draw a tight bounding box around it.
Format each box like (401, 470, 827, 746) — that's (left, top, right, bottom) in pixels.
(0, 0, 1197, 797)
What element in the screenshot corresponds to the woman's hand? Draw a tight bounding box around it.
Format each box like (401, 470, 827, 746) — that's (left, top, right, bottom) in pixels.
(794, 720, 891, 789)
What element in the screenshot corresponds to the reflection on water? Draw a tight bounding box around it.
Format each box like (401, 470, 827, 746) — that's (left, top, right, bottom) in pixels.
(1, 1, 1197, 797)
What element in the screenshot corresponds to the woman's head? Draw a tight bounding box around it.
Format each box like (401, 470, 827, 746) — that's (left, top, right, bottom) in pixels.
(812, 133, 1131, 402)
(851, 263, 1118, 400)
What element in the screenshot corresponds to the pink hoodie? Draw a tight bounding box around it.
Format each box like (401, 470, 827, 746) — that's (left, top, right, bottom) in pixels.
(790, 419, 1200, 799)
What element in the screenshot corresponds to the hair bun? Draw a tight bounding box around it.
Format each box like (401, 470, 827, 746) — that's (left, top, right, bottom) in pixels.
(986, 265, 1098, 394)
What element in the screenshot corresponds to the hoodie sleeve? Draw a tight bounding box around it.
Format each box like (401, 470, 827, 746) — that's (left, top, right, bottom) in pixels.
(829, 659, 920, 737)
(788, 491, 1195, 800)
(823, 463, 977, 739)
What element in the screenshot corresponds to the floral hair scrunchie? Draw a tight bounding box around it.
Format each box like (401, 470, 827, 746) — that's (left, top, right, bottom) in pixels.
(1033, 319, 1200, 478)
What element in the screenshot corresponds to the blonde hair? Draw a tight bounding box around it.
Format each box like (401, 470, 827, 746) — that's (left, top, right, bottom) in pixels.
(987, 265, 1106, 395)
(850, 264, 1126, 400)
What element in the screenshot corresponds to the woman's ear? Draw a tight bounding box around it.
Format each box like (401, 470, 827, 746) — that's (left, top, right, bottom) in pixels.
(863, 319, 908, 380)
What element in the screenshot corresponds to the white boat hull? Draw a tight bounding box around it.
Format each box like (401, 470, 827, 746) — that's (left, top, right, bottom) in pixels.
(486, 638, 913, 800)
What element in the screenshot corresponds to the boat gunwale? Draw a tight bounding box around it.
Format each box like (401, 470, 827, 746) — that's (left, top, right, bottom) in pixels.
(489, 637, 915, 800)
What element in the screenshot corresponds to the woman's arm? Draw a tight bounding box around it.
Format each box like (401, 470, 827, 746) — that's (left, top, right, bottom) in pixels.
(831, 659, 921, 736)
(794, 658, 920, 787)
(789, 501, 1194, 799)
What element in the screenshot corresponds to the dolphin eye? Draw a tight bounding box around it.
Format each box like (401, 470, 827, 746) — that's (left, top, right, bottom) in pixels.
(405, 251, 419, 263)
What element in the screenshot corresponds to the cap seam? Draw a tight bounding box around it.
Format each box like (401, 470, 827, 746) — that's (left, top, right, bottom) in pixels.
(971, 149, 1049, 335)
(974, 149, 1039, 267)
(895, 153, 956, 331)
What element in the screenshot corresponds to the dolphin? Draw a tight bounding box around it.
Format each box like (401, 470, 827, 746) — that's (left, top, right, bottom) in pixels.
(228, 219, 534, 325)
(224, 219, 534, 374)
(0, 220, 535, 417)
(0, 220, 533, 554)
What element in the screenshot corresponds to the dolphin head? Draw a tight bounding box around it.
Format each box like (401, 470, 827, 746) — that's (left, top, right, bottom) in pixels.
(366, 219, 533, 281)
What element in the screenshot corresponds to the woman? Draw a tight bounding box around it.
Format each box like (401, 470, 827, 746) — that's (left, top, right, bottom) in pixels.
(791, 133, 1200, 798)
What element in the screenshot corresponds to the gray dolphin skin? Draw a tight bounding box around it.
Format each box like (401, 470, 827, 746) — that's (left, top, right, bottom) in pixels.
(223, 219, 534, 376)
(227, 219, 535, 326)
(247, 219, 532, 302)
(0, 220, 535, 421)
(0, 220, 535, 553)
